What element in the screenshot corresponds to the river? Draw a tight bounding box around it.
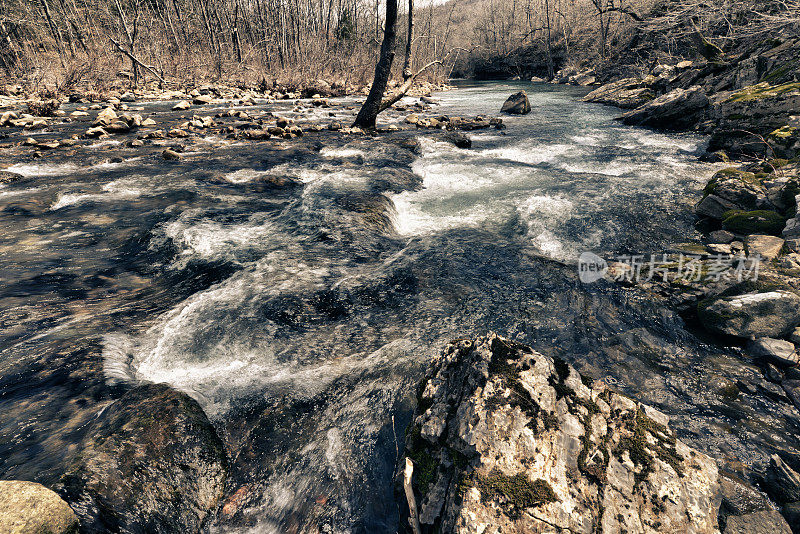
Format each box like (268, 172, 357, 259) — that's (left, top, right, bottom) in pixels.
(1, 81, 798, 533)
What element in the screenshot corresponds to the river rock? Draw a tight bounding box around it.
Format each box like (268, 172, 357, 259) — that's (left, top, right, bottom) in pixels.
(698, 291, 800, 338)
(746, 337, 798, 366)
(58, 383, 226, 533)
(162, 148, 183, 160)
(192, 95, 213, 105)
(697, 194, 741, 219)
(708, 230, 736, 244)
(620, 86, 709, 130)
(172, 100, 191, 111)
(92, 107, 117, 127)
(582, 78, 656, 109)
(745, 234, 784, 260)
(0, 480, 79, 534)
(500, 91, 531, 114)
(446, 132, 471, 148)
(401, 334, 720, 533)
(0, 170, 23, 184)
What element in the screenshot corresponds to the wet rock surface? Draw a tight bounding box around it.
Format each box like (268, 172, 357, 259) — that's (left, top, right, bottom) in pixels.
(698, 290, 800, 338)
(56, 383, 227, 533)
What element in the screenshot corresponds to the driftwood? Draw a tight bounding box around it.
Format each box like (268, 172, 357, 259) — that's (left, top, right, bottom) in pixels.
(403, 457, 422, 534)
(379, 60, 443, 112)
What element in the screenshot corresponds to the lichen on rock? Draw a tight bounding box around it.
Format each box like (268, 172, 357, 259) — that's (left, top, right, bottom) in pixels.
(399, 334, 722, 533)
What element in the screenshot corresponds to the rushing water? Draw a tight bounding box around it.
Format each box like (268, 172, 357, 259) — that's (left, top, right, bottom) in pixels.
(1, 81, 799, 533)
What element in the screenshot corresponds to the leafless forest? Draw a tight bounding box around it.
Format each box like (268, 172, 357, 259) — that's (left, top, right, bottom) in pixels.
(0, 0, 798, 92)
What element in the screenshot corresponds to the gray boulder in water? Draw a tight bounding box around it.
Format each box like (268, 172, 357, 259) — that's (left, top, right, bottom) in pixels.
(500, 91, 531, 114)
(698, 290, 800, 338)
(58, 383, 226, 533)
(0, 480, 79, 533)
(400, 334, 724, 533)
(583, 78, 655, 109)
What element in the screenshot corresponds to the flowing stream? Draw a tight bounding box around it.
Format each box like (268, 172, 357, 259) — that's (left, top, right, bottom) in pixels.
(1, 81, 799, 533)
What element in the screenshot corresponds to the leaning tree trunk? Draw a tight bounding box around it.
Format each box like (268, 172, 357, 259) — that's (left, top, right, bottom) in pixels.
(353, 0, 399, 129)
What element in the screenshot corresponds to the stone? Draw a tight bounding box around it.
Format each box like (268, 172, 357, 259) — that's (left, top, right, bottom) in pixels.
(58, 383, 226, 532)
(105, 120, 131, 134)
(707, 243, 732, 254)
(500, 91, 531, 114)
(745, 234, 784, 260)
(763, 454, 800, 504)
(119, 92, 135, 102)
(162, 148, 183, 160)
(168, 128, 188, 138)
(697, 194, 741, 219)
(708, 230, 736, 244)
(0, 480, 79, 534)
(723, 510, 791, 533)
(172, 100, 191, 111)
(697, 291, 800, 338)
(620, 86, 709, 130)
(92, 107, 117, 127)
(0, 171, 23, 184)
(790, 327, 800, 345)
(746, 337, 798, 366)
(718, 472, 773, 517)
(84, 126, 108, 138)
(192, 95, 213, 105)
(446, 132, 471, 148)
(141, 118, 157, 127)
(402, 335, 721, 534)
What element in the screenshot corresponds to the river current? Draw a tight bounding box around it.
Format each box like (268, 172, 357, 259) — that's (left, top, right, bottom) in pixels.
(1, 81, 798, 533)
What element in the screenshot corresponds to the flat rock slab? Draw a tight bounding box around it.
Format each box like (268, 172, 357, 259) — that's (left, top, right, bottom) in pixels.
(0, 480, 79, 534)
(745, 234, 785, 260)
(747, 337, 799, 366)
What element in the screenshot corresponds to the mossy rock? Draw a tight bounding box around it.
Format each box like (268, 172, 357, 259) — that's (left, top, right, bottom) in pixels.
(702, 168, 761, 198)
(727, 82, 800, 103)
(721, 210, 785, 235)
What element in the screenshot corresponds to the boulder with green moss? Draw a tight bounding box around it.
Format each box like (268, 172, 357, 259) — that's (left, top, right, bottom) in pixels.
(722, 210, 786, 235)
(619, 86, 709, 130)
(697, 168, 775, 219)
(399, 335, 722, 533)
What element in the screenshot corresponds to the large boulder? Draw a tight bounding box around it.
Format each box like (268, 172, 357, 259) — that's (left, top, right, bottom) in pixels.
(722, 210, 785, 236)
(500, 91, 531, 115)
(583, 78, 656, 109)
(620, 86, 709, 130)
(698, 290, 800, 338)
(58, 383, 226, 533)
(400, 335, 721, 533)
(0, 480, 79, 533)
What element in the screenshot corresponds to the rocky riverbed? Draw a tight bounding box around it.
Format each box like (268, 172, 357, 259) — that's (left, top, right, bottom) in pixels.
(2, 72, 800, 533)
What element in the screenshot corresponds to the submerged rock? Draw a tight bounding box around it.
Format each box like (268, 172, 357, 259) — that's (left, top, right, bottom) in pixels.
(0, 480, 79, 533)
(698, 290, 800, 338)
(400, 335, 721, 533)
(500, 91, 531, 114)
(0, 170, 23, 184)
(58, 383, 226, 533)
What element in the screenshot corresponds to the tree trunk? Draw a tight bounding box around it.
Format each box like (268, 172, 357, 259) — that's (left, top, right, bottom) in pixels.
(353, 0, 398, 129)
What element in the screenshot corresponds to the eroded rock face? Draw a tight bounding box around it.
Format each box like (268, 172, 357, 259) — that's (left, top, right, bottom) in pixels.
(0, 480, 79, 534)
(57, 383, 227, 533)
(401, 335, 721, 533)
